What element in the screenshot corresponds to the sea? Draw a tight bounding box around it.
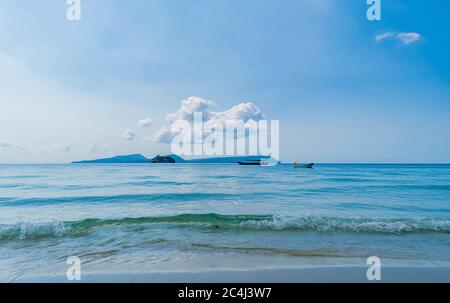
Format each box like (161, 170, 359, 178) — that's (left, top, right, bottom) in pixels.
(0, 163, 449, 281)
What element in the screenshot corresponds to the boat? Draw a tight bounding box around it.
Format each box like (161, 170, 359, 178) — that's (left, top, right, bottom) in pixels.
(293, 162, 314, 169)
(237, 159, 269, 166)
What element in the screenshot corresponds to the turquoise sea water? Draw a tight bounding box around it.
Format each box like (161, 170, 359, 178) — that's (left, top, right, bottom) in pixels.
(1, 164, 449, 281)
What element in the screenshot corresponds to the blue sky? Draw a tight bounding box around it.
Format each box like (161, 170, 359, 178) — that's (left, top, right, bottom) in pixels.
(0, 0, 449, 163)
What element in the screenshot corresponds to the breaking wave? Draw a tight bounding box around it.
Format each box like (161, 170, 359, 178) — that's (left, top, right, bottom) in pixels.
(1, 213, 450, 241)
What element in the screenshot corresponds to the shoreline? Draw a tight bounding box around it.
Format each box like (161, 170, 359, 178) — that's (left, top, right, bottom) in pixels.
(14, 266, 450, 283)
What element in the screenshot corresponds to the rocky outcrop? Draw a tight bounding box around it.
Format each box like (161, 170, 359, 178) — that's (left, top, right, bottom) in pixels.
(150, 155, 176, 163)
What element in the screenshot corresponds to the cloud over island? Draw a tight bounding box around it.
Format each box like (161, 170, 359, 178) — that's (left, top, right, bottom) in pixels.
(153, 97, 266, 144)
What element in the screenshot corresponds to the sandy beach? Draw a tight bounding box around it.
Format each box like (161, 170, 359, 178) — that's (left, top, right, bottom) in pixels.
(16, 266, 450, 283)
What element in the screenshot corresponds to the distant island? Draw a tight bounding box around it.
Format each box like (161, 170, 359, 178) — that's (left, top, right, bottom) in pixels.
(72, 154, 271, 164)
(72, 154, 149, 164)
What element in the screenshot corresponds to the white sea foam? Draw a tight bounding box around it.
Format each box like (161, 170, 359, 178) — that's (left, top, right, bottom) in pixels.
(1, 214, 449, 241)
(238, 215, 450, 234)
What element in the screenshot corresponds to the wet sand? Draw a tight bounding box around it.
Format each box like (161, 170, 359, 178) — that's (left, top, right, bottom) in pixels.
(16, 266, 450, 283)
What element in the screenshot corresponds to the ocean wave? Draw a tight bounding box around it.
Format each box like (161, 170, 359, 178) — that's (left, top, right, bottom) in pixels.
(0, 222, 70, 240)
(1, 214, 450, 241)
(364, 184, 450, 191)
(238, 215, 450, 233)
(0, 175, 44, 180)
(322, 177, 376, 183)
(0, 193, 240, 206)
(119, 181, 194, 187)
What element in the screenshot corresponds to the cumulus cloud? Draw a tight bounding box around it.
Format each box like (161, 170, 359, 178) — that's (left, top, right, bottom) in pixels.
(166, 96, 215, 123)
(216, 102, 264, 121)
(122, 130, 136, 141)
(138, 118, 153, 128)
(375, 32, 422, 45)
(154, 125, 177, 143)
(154, 96, 266, 143)
(396, 32, 422, 45)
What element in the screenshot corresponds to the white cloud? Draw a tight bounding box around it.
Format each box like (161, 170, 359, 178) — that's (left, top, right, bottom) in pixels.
(216, 102, 264, 121)
(166, 96, 215, 123)
(396, 32, 422, 45)
(375, 32, 395, 42)
(15, 142, 29, 151)
(122, 130, 136, 141)
(154, 96, 266, 143)
(0, 140, 32, 151)
(87, 141, 108, 153)
(56, 142, 72, 152)
(138, 118, 153, 128)
(153, 125, 177, 143)
(0, 141, 11, 148)
(88, 142, 98, 153)
(375, 32, 422, 45)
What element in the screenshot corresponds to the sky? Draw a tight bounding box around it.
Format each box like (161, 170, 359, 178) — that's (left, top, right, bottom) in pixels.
(0, 0, 449, 163)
